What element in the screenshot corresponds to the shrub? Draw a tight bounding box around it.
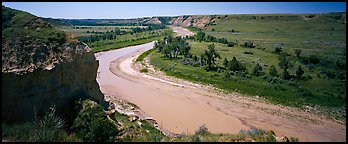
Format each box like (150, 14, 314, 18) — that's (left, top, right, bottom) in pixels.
(269, 65, 278, 77)
(72, 100, 118, 142)
(227, 41, 235, 47)
(223, 58, 229, 68)
(191, 135, 202, 142)
(140, 68, 148, 73)
(282, 69, 291, 80)
(2, 106, 71, 142)
(228, 56, 246, 72)
(195, 124, 209, 135)
(295, 49, 302, 58)
(295, 65, 304, 79)
(252, 63, 264, 76)
(217, 37, 228, 44)
(302, 55, 320, 64)
(273, 46, 282, 53)
(243, 41, 255, 48)
(243, 51, 253, 55)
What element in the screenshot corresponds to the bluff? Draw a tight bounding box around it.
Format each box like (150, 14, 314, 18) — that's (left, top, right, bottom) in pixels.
(2, 6, 106, 122)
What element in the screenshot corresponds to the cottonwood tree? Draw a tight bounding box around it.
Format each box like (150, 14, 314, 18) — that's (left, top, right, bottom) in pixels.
(202, 44, 221, 70)
(296, 65, 304, 79)
(269, 65, 278, 77)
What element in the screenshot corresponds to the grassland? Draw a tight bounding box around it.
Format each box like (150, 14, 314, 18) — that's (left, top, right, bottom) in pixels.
(59, 25, 172, 52)
(149, 13, 346, 121)
(90, 29, 171, 52)
(59, 26, 148, 37)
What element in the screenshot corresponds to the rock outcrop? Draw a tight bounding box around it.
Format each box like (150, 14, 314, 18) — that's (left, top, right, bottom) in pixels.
(145, 17, 162, 24)
(169, 15, 213, 29)
(2, 6, 106, 122)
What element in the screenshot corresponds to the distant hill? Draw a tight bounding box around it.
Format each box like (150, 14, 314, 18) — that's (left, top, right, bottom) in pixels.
(42, 12, 346, 30)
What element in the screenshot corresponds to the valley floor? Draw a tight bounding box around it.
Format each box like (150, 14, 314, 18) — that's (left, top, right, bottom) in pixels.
(95, 27, 346, 142)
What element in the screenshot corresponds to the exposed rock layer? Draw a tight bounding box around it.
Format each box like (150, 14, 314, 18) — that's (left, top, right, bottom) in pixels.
(2, 6, 105, 122)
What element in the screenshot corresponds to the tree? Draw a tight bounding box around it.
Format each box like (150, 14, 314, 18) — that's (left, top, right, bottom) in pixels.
(217, 38, 228, 44)
(252, 63, 264, 76)
(200, 54, 206, 66)
(282, 69, 291, 80)
(295, 49, 302, 58)
(228, 56, 246, 72)
(195, 31, 206, 42)
(296, 65, 304, 79)
(278, 54, 291, 70)
(202, 44, 221, 69)
(227, 41, 235, 47)
(269, 65, 278, 77)
(243, 41, 255, 48)
(223, 58, 229, 68)
(274, 46, 282, 53)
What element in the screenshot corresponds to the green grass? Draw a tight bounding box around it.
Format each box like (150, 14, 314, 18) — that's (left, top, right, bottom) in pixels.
(88, 29, 172, 53)
(91, 36, 162, 53)
(185, 26, 201, 33)
(58, 26, 148, 37)
(136, 48, 155, 62)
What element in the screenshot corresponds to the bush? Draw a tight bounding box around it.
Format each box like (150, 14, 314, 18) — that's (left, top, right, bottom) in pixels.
(301, 55, 320, 64)
(269, 65, 278, 77)
(273, 46, 282, 53)
(72, 100, 118, 142)
(140, 68, 148, 73)
(227, 41, 236, 47)
(195, 124, 209, 135)
(243, 41, 255, 48)
(252, 63, 264, 76)
(2, 106, 72, 142)
(243, 51, 253, 55)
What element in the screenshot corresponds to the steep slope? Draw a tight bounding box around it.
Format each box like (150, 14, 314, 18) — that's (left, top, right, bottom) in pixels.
(2, 6, 106, 123)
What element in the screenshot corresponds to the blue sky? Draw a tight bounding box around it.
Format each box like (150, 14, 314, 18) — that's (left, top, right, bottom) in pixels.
(2, 2, 346, 19)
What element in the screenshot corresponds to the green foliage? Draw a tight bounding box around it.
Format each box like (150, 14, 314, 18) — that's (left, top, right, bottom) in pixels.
(155, 35, 191, 59)
(296, 65, 304, 79)
(2, 106, 80, 142)
(227, 41, 236, 47)
(273, 46, 283, 53)
(202, 44, 221, 70)
(195, 30, 206, 41)
(223, 58, 229, 68)
(136, 48, 155, 62)
(140, 68, 148, 73)
(295, 49, 302, 58)
(278, 54, 292, 70)
(227, 56, 246, 72)
(269, 65, 278, 77)
(2, 6, 67, 44)
(252, 63, 264, 76)
(282, 69, 291, 80)
(195, 124, 209, 135)
(301, 54, 320, 64)
(243, 41, 255, 48)
(72, 100, 118, 142)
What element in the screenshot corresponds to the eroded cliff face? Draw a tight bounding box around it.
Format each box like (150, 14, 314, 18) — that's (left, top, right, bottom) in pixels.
(2, 6, 105, 122)
(169, 15, 213, 29)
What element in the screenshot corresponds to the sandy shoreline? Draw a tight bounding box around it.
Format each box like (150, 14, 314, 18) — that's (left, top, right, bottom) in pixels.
(95, 27, 346, 142)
